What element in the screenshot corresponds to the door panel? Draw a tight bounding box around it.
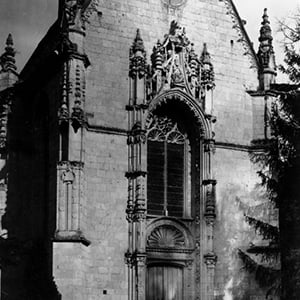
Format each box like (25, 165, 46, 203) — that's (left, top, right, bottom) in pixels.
(146, 265, 183, 300)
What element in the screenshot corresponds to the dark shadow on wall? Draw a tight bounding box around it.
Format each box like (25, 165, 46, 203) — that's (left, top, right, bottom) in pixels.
(0, 84, 61, 299)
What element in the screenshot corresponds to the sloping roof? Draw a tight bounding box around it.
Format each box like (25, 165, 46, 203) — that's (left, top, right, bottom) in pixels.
(19, 20, 62, 82)
(221, 0, 259, 69)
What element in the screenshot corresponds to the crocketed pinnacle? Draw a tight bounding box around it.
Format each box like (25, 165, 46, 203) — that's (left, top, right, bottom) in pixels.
(259, 8, 273, 43)
(132, 29, 145, 53)
(0, 34, 17, 72)
(257, 8, 276, 90)
(201, 43, 212, 65)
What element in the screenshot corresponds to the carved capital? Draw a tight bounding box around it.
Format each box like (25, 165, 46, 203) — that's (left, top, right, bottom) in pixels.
(205, 114, 217, 123)
(131, 252, 147, 265)
(57, 160, 84, 169)
(61, 168, 75, 184)
(203, 138, 216, 153)
(128, 122, 147, 144)
(204, 252, 217, 268)
(185, 259, 193, 270)
(71, 106, 86, 132)
(136, 253, 147, 265)
(126, 212, 134, 222)
(204, 215, 216, 226)
(125, 171, 147, 179)
(125, 251, 134, 266)
(202, 179, 217, 186)
(133, 210, 147, 222)
(125, 103, 149, 111)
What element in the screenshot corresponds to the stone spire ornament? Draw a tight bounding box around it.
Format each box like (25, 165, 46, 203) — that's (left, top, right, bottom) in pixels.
(132, 29, 145, 53)
(129, 29, 147, 79)
(200, 43, 214, 89)
(257, 8, 276, 90)
(0, 34, 17, 73)
(259, 8, 273, 45)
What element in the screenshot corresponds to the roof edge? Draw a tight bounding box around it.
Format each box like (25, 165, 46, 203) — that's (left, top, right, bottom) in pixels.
(20, 19, 62, 81)
(220, 0, 259, 70)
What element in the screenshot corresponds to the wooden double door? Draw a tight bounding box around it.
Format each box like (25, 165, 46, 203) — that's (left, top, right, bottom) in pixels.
(146, 265, 184, 300)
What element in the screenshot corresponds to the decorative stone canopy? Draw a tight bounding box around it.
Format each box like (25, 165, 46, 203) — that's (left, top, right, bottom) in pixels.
(147, 21, 214, 104)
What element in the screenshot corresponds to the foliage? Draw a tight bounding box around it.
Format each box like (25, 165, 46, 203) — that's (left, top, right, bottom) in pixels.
(278, 11, 300, 83)
(244, 215, 279, 243)
(238, 249, 280, 287)
(240, 91, 300, 296)
(238, 11, 300, 298)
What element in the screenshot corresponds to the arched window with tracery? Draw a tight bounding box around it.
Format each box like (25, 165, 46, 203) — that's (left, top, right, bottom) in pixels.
(147, 115, 191, 218)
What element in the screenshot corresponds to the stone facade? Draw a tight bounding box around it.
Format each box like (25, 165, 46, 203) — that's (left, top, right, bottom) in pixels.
(0, 0, 278, 299)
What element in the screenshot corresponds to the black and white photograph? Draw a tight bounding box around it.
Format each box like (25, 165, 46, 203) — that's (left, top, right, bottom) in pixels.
(0, 0, 299, 299)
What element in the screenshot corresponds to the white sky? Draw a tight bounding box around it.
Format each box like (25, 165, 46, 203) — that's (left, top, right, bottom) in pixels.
(0, 0, 299, 78)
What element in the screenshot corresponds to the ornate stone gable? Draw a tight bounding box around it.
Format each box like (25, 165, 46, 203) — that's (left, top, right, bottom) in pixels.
(147, 21, 215, 105)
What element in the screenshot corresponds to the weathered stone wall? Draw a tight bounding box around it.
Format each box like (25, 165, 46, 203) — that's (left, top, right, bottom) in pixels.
(53, 132, 128, 300)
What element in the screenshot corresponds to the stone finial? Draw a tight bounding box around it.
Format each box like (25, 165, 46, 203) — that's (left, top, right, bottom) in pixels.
(200, 43, 214, 89)
(201, 43, 211, 65)
(259, 8, 273, 43)
(132, 29, 145, 54)
(257, 8, 276, 90)
(129, 29, 147, 79)
(0, 34, 17, 73)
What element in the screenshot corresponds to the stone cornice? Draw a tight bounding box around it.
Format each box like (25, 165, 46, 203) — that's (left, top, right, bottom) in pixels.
(86, 123, 127, 135)
(54, 230, 91, 246)
(246, 90, 277, 97)
(146, 247, 194, 254)
(220, 0, 259, 70)
(86, 125, 267, 153)
(215, 141, 266, 152)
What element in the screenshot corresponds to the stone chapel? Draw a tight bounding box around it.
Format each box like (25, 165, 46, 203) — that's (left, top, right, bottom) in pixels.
(0, 0, 278, 299)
